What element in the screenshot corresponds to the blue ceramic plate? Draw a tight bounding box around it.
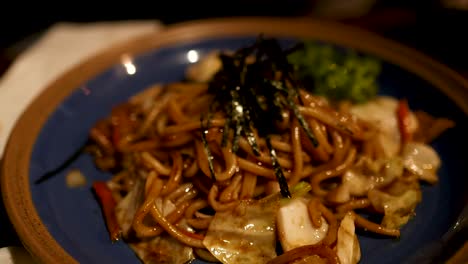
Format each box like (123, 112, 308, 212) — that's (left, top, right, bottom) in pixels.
(2, 18, 467, 264)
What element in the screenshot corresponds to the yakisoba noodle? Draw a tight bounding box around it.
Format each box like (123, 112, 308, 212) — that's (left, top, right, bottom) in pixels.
(88, 38, 454, 264)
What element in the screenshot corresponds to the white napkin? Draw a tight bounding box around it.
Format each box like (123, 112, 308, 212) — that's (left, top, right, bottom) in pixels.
(0, 20, 164, 157)
(0, 247, 36, 264)
(0, 20, 164, 263)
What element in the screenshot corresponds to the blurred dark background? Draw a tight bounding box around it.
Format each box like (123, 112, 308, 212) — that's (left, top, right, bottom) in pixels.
(0, 1, 467, 77)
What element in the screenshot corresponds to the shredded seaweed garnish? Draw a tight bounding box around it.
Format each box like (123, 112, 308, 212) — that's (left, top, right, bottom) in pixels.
(270, 79, 319, 147)
(201, 36, 320, 198)
(265, 135, 291, 198)
(200, 113, 216, 181)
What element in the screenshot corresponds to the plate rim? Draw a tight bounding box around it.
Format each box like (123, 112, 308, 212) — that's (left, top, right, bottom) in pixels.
(2, 16, 468, 264)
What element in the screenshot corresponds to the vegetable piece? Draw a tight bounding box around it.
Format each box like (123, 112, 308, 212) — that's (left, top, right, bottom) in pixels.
(350, 96, 419, 158)
(277, 197, 328, 251)
(115, 178, 144, 238)
(203, 200, 278, 264)
(336, 213, 361, 264)
(368, 188, 422, 229)
(329, 157, 404, 203)
(288, 41, 381, 104)
(92, 181, 121, 242)
(402, 142, 441, 184)
(65, 169, 87, 188)
(201, 181, 313, 263)
(397, 99, 413, 144)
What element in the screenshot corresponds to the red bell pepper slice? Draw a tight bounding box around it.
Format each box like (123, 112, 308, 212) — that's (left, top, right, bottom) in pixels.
(397, 99, 413, 144)
(93, 181, 121, 242)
